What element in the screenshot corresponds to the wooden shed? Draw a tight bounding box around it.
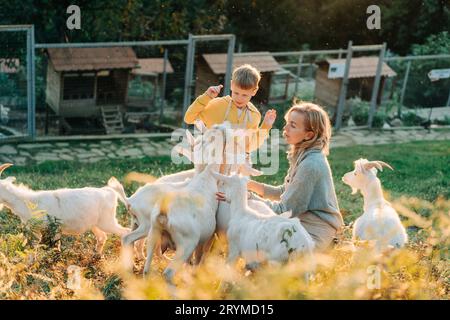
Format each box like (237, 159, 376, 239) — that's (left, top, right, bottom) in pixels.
(196, 52, 281, 105)
(127, 58, 174, 110)
(45, 47, 138, 118)
(314, 56, 397, 110)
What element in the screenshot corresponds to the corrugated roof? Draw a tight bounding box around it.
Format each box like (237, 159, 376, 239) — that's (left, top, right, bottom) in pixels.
(323, 56, 397, 78)
(132, 58, 174, 76)
(47, 47, 138, 72)
(0, 58, 19, 73)
(202, 52, 281, 74)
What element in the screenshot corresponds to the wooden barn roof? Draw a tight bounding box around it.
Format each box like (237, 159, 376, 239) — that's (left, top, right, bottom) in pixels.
(132, 58, 174, 76)
(202, 52, 281, 74)
(0, 58, 20, 73)
(319, 56, 397, 78)
(47, 47, 138, 72)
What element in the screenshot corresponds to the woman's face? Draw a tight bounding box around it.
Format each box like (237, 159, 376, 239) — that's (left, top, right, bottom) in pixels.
(283, 111, 314, 145)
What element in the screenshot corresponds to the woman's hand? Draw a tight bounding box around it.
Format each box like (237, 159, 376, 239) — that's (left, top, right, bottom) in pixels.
(247, 180, 264, 197)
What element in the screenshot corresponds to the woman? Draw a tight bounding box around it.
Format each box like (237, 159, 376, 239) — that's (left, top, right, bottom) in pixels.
(219, 102, 344, 251)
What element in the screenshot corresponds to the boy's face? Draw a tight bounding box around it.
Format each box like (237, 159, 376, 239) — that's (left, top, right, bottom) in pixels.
(230, 81, 258, 108)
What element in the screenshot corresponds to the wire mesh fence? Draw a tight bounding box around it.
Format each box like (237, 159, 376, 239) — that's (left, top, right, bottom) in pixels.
(1, 25, 449, 142)
(0, 26, 31, 140)
(32, 35, 235, 137)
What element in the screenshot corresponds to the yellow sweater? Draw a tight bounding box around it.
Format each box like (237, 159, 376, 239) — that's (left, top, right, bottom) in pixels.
(184, 93, 271, 152)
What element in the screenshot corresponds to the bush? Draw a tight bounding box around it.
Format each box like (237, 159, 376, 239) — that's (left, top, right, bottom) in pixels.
(346, 98, 386, 128)
(348, 98, 369, 126)
(380, 96, 405, 119)
(402, 111, 425, 126)
(372, 111, 387, 128)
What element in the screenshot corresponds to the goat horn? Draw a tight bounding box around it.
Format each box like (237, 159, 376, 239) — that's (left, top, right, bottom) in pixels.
(0, 163, 13, 176)
(363, 161, 383, 171)
(375, 161, 394, 171)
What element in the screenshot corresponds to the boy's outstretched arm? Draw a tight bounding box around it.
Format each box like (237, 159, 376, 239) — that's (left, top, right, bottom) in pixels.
(184, 85, 223, 124)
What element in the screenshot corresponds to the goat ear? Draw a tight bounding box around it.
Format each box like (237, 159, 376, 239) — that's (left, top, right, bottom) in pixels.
(185, 130, 195, 147)
(239, 163, 263, 177)
(210, 170, 230, 183)
(194, 120, 207, 133)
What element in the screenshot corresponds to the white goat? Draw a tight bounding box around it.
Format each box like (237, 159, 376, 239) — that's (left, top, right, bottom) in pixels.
(0, 163, 130, 253)
(342, 159, 408, 250)
(109, 121, 225, 261)
(211, 171, 315, 270)
(143, 163, 220, 283)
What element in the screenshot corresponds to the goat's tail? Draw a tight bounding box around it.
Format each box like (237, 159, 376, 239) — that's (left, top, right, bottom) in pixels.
(107, 177, 129, 209)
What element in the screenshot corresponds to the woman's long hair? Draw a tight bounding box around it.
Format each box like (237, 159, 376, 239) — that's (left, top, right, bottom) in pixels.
(285, 101, 332, 165)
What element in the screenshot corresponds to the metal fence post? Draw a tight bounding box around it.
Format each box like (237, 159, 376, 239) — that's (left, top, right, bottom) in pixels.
(335, 41, 353, 131)
(224, 35, 235, 96)
(399, 60, 411, 117)
(27, 25, 36, 140)
(447, 87, 450, 107)
(159, 48, 168, 124)
(368, 42, 387, 128)
(294, 54, 303, 98)
(182, 34, 195, 128)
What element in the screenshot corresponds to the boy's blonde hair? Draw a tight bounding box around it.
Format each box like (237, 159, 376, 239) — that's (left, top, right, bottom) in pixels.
(285, 101, 332, 163)
(232, 64, 261, 90)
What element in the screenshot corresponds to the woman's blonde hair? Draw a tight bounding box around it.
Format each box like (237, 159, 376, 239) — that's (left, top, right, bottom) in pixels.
(285, 101, 332, 164)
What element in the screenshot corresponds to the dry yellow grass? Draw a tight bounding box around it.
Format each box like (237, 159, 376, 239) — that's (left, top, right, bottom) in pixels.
(0, 195, 448, 300)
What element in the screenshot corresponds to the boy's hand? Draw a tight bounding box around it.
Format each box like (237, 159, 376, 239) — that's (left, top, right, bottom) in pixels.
(263, 109, 277, 127)
(206, 84, 223, 99)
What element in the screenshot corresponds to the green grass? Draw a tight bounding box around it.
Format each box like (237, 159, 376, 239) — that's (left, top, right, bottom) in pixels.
(2, 140, 449, 226)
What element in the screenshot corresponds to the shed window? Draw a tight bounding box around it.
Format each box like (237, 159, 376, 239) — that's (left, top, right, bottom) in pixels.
(63, 74, 95, 100)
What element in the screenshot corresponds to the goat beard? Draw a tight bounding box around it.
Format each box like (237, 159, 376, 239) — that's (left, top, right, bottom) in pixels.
(351, 187, 358, 195)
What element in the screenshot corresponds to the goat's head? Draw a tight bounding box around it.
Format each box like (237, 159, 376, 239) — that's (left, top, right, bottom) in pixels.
(211, 170, 249, 198)
(342, 159, 393, 195)
(177, 121, 240, 167)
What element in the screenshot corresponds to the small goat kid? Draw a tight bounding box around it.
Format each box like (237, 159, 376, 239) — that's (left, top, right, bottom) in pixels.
(341, 159, 408, 250)
(0, 163, 130, 254)
(211, 171, 315, 270)
(110, 121, 226, 262)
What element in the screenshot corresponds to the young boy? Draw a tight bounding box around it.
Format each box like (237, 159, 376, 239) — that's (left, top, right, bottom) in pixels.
(184, 64, 277, 152)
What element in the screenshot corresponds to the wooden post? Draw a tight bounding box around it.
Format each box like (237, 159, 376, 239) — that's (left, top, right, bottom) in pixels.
(335, 41, 353, 131)
(368, 42, 387, 128)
